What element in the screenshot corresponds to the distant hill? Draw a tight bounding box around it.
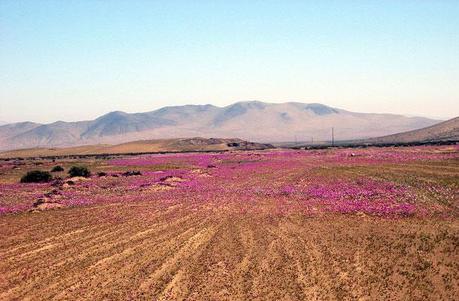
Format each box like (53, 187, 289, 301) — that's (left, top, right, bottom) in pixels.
(0, 137, 273, 158)
(0, 101, 440, 150)
(365, 117, 459, 144)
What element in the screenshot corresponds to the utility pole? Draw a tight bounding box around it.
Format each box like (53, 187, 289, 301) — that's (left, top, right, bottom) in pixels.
(331, 127, 335, 147)
(294, 135, 298, 146)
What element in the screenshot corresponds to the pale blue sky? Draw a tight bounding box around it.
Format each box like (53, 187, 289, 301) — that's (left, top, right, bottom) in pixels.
(1, 0, 458, 123)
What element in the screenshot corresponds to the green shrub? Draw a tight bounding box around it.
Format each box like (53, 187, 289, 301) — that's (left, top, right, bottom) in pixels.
(68, 166, 91, 178)
(20, 170, 52, 183)
(51, 165, 64, 172)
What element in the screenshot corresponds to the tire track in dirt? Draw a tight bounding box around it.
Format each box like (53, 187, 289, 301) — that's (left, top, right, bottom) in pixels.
(1, 228, 87, 259)
(0, 202, 210, 300)
(179, 216, 249, 301)
(1, 202, 458, 300)
(276, 218, 362, 300)
(135, 225, 217, 299)
(248, 219, 306, 300)
(53, 223, 209, 300)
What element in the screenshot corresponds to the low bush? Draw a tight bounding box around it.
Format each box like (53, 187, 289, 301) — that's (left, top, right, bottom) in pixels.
(20, 170, 52, 183)
(51, 165, 64, 172)
(68, 166, 91, 178)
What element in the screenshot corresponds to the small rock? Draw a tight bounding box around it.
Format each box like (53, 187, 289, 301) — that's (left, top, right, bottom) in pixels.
(67, 176, 89, 182)
(31, 197, 64, 211)
(160, 176, 184, 183)
(33, 198, 48, 207)
(51, 178, 64, 187)
(44, 189, 61, 197)
(31, 202, 64, 211)
(122, 171, 142, 177)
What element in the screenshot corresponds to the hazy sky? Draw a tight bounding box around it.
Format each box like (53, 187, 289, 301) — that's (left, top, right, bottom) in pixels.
(1, 0, 458, 123)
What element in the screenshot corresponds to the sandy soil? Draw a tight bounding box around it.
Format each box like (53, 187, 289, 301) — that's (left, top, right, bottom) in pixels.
(0, 204, 457, 300)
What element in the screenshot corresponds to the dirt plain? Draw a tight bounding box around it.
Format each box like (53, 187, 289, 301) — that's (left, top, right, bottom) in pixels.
(0, 146, 458, 300)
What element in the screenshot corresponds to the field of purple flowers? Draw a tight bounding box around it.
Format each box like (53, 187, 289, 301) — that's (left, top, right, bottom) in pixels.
(1, 145, 457, 217)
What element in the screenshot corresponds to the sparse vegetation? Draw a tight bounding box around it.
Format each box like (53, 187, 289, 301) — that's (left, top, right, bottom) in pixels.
(20, 170, 52, 183)
(1, 146, 458, 300)
(68, 166, 91, 178)
(50, 165, 64, 172)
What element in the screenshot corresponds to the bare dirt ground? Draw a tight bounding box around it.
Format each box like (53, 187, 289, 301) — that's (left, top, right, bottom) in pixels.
(1, 205, 458, 300)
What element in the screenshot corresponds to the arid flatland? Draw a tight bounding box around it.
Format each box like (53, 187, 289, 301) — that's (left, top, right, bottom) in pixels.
(0, 146, 458, 300)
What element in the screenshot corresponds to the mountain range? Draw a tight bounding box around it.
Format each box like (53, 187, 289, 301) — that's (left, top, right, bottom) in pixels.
(0, 101, 441, 151)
